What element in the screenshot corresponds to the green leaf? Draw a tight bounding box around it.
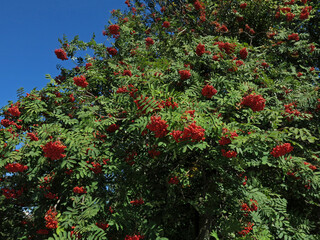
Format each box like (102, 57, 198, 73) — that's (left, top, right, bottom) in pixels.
(210, 230, 219, 240)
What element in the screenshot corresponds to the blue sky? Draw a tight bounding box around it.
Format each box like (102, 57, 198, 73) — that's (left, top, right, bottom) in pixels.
(0, 0, 126, 108)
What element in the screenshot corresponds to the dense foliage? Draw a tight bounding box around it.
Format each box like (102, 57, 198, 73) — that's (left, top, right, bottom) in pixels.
(1, 0, 320, 239)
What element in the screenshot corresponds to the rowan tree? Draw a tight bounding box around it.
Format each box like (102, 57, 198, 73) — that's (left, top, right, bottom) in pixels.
(1, 0, 320, 239)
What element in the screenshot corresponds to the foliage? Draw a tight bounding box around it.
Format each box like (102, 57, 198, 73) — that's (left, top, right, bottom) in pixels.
(1, 0, 320, 239)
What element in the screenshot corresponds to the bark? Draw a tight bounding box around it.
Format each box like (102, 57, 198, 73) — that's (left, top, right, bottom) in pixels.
(196, 214, 213, 240)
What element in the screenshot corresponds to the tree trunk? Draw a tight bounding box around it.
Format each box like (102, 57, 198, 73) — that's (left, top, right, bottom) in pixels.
(196, 214, 213, 240)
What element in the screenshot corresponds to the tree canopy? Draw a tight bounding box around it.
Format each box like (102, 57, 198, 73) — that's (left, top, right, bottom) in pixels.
(1, 0, 320, 239)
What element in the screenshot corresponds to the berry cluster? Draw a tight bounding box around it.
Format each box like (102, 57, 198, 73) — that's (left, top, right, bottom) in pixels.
(96, 222, 109, 230)
(170, 122, 205, 142)
(5, 163, 28, 172)
(238, 171, 248, 186)
(73, 75, 88, 88)
(238, 222, 254, 236)
(217, 24, 228, 33)
(146, 116, 169, 138)
(196, 43, 206, 56)
(212, 53, 223, 61)
(106, 124, 120, 133)
(194, 0, 205, 10)
(108, 24, 120, 38)
(240, 93, 266, 112)
(54, 74, 66, 84)
(88, 162, 102, 174)
(116, 84, 138, 95)
(145, 37, 154, 47)
(288, 33, 299, 41)
(219, 129, 238, 145)
(0, 119, 22, 130)
(45, 208, 58, 229)
(44, 192, 58, 200)
(85, 62, 92, 70)
(201, 85, 217, 99)
(168, 176, 179, 184)
(221, 149, 237, 158)
(42, 141, 67, 160)
(300, 6, 312, 20)
(244, 24, 256, 34)
(1, 119, 14, 127)
(283, 102, 301, 120)
(261, 62, 269, 68)
(178, 69, 191, 80)
(160, 98, 179, 110)
(116, 86, 129, 93)
(107, 47, 117, 56)
(125, 234, 145, 240)
(73, 186, 86, 194)
(70, 226, 82, 239)
(36, 229, 49, 235)
(235, 59, 244, 67)
(130, 198, 144, 206)
(239, 47, 248, 59)
(148, 148, 161, 158)
(27, 132, 39, 141)
(214, 41, 236, 55)
(304, 161, 317, 171)
(8, 105, 21, 117)
(270, 143, 293, 157)
(162, 21, 170, 28)
(39, 174, 54, 191)
(286, 12, 295, 21)
(54, 48, 68, 60)
(2, 188, 23, 199)
(122, 69, 132, 77)
(241, 199, 258, 217)
(240, 3, 247, 9)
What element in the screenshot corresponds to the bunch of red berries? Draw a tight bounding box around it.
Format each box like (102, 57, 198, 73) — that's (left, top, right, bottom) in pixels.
(42, 141, 67, 160)
(270, 143, 293, 157)
(45, 208, 58, 229)
(240, 93, 266, 112)
(5, 163, 28, 172)
(146, 116, 169, 138)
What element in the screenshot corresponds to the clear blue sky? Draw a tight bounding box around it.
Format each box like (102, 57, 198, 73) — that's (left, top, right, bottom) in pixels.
(0, 0, 126, 108)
